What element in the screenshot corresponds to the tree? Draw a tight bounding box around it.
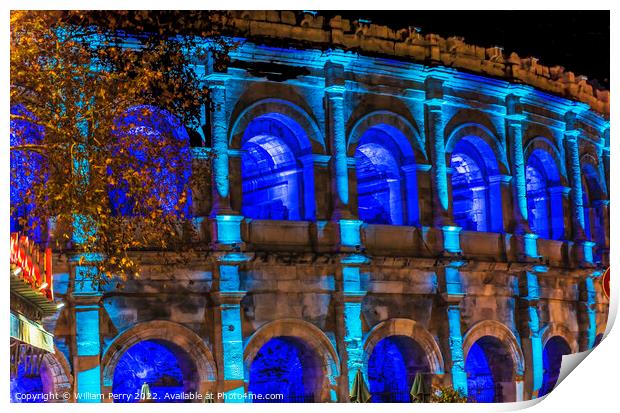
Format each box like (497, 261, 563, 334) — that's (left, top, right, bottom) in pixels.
(10, 11, 236, 285)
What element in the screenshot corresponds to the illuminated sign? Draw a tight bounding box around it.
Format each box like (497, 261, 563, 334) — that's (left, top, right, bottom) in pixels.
(10, 232, 53, 300)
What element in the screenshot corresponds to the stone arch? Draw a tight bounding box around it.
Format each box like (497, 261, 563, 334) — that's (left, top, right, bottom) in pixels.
(524, 136, 565, 183)
(101, 320, 217, 394)
(42, 347, 73, 398)
(110, 105, 192, 217)
(243, 318, 340, 402)
(229, 98, 325, 153)
(447, 127, 505, 232)
(362, 318, 445, 375)
(462, 320, 525, 377)
(541, 324, 578, 354)
(445, 122, 508, 174)
(347, 111, 425, 226)
(347, 110, 427, 162)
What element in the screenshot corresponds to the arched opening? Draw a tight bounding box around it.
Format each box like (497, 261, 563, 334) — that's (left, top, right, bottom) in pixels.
(354, 125, 418, 225)
(10, 106, 45, 241)
(367, 335, 430, 402)
(111, 339, 199, 403)
(11, 361, 45, 403)
(450, 136, 502, 232)
(465, 336, 515, 403)
(109, 105, 191, 217)
(241, 114, 315, 221)
(248, 336, 322, 403)
(10, 352, 68, 403)
(526, 149, 563, 239)
(539, 336, 571, 397)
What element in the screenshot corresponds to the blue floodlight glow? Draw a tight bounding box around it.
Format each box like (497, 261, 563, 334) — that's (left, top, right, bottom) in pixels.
(525, 150, 563, 240)
(442, 225, 462, 253)
(367, 336, 430, 403)
(450, 136, 502, 232)
(585, 276, 597, 349)
(465, 336, 514, 403)
(447, 306, 468, 395)
(112, 340, 187, 403)
(248, 337, 321, 403)
(108, 105, 192, 217)
(523, 233, 539, 258)
(10, 361, 47, 403)
(215, 214, 243, 244)
(354, 124, 418, 225)
(10, 105, 45, 241)
(340, 220, 363, 247)
(241, 113, 315, 221)
(539, 336, 571, 397)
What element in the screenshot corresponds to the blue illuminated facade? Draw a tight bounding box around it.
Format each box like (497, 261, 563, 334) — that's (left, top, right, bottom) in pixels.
(112, 340, 186, 403)
(15, 11, 610, 404)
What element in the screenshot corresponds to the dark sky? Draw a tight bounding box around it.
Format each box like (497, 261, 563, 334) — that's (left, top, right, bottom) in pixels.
(325, 10, 609, 89)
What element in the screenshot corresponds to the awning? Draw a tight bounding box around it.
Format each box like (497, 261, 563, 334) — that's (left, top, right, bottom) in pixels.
(10, 312, 55, 353)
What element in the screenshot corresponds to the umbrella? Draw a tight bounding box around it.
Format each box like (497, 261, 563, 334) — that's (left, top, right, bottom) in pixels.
(139, 382, 152, 402)
(410, 372, 431, 403)
(349, 369, 372, 403)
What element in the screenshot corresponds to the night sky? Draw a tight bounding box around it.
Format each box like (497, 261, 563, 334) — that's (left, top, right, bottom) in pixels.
(325, 10, 610, 89)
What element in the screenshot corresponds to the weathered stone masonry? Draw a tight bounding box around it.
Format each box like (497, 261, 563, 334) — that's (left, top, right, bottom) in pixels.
(43, 12, 609, 403)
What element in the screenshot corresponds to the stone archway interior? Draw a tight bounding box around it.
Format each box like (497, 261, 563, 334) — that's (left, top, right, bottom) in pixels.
(248, 336, 322, 403)
(241, 113, 314, 221)
(539, 336, 571, 397)
(10, 359, 47, 403)
(465, 336, 515, 403)
(367, 335, 430, 403)
(111, 339, 199, 403)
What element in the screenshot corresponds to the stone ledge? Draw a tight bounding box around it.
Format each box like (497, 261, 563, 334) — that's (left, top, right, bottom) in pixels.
(218, 11, 609, 116)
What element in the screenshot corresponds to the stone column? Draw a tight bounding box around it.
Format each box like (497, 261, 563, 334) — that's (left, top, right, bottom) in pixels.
(334, 264, 367, 402)
(211, 262, 246, 402)
(578, 275, 598, 351)
(594, 200, 610, 265)
(324, 61, 352, 220)
(602, 128, 610, 195)
(516, 270, 544, 399)
(564, 111, 587, 242)
(548, 186, 571, 240)
(208, 73, 233, 216)
(401, 164, 420, 226)
(491, 174, 514, 233)
(437, 264, 467, 395)
(425, 76, 453, 227)
(69, 261, 103, 403)
(505, 94, 530, 235)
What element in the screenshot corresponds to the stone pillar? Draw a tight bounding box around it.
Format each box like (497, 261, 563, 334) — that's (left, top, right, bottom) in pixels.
(69, 261, 103, 403)
(208, 73, 233, 216)
(425, 76, 453, 227)
(602, 128, 610, 195)
(401, 164, 420, 225)
(334, 264, 367, 402)
(505, 94, 530, 235)
(564, 111, 587, 242)
(516, 270, 544, 399)
(578, 275, 598, 351)
(594, 200, 610, 265)
(491, 174, 514, 233)
(549, 186, 571, 240)
(437, 263, 467, 395)
(324, 61, 352, 220)
(212, 262, 246, 402)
